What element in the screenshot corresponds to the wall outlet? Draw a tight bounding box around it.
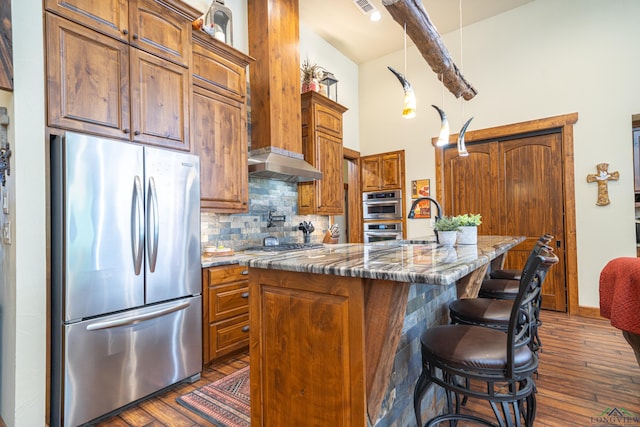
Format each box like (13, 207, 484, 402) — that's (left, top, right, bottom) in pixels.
(2, 220, 10, 244)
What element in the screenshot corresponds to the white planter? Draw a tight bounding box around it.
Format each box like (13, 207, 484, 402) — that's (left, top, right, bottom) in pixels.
(438, 230, 457, 246)
(457, 226, 478, 245)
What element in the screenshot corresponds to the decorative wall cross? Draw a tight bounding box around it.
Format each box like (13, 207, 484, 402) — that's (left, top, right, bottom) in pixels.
(586, 163, 619, 206)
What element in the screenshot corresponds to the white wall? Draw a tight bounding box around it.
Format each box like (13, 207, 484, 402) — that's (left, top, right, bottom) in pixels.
(1, 0, 47, 425)
(300, 24, 360, 151)
(359, 0, 640, 308)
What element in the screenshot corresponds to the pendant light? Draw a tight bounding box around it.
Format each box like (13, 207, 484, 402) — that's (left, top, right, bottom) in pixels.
(388, 23, 416, 119)
(433, 74, 450, 146)
(456, 0, 471, 156)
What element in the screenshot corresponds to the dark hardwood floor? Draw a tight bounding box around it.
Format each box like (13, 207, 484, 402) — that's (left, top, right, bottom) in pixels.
(96, 311, 640, 426)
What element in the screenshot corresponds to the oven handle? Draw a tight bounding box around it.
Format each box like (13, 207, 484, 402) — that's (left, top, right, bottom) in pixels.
(364, 200, 400, 205)
(364, 232, 402, 237)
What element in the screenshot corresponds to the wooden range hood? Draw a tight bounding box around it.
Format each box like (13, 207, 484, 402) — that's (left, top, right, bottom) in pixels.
(247, 0, 322, 182)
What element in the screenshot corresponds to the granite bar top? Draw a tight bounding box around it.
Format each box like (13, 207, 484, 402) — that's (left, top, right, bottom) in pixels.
(229, 235, 524, 285)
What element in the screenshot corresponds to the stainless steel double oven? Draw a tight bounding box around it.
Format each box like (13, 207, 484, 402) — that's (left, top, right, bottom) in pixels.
(362, 190, 404, 243)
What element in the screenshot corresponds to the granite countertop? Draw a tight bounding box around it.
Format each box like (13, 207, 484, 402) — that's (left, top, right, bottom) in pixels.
(204, 235, 524, 285)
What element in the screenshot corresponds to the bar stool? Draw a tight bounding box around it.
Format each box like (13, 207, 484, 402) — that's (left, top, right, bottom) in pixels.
(449, 245, 557, 353)
(479, 235, 553, 300)
(413, 251, 559, 427)
(489, 234, 553, 280)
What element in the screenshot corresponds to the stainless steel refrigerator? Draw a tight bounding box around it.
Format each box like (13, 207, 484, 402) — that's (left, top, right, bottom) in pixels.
(50, 132, 202, 427)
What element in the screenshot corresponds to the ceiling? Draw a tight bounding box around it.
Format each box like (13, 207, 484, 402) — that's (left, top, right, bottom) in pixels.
(299, 0, 534, 64)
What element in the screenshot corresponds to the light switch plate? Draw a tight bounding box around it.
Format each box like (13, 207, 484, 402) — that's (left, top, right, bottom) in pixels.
(2, 188, 7, 213)
(2, 220, 10, 244)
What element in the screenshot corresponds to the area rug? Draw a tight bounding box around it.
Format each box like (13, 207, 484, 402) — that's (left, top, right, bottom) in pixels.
(177, 366, 250, 427)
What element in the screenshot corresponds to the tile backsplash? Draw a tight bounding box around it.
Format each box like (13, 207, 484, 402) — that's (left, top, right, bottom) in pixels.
(201, 177, 329, 249)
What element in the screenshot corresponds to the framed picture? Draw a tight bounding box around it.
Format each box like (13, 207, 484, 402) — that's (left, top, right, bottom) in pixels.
(411, 179, 431, 218)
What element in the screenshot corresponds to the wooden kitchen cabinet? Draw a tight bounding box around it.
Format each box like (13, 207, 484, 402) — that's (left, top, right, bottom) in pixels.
(299, 91, 348, 215)
(190, 32, 253, 212)
(45, 0, 193, 150)
(361, 150, 405, 191)
(202, 264, 250, 365)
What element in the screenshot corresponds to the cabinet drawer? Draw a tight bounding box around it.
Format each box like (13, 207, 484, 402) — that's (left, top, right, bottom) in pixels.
(192, 38, 247, 100)
(208, 282, 249, 321)
(209, 313, 249, 359)
(205, 264, 248, 285)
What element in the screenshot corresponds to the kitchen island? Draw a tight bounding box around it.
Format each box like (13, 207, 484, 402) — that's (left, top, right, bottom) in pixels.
(241, 235, 523, 427)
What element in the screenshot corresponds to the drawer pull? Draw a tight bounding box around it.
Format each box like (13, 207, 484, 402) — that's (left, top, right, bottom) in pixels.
(242, 325, 250, 332)
(241, 269, 249, 275)
(241, 292, 249, 298)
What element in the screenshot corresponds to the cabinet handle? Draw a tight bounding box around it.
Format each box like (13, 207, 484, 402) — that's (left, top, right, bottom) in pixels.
(133, 34, 138, 40)
(134, 130, 140, 136)
(122, 29, 129, 35)
(123, 128, 130, 134)
(241, 292, 249, 298)
(242, 326, 249, 332)
(241, 269, 249, 275)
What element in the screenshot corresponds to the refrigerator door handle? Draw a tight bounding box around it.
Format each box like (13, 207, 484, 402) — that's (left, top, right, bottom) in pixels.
(85, 300, 191, 331)
(132, 176, 144, 275)
(146, 176, 159, 273)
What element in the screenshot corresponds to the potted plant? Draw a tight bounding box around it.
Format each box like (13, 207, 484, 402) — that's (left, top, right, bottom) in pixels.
(301, 58, 322, 93)
(454, 213, 482, 245)
(433, 216, 460, 245)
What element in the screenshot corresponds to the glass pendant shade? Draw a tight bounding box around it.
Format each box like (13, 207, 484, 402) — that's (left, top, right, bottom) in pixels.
(402, 90, 416, 119)
(432, 105, 449, 146)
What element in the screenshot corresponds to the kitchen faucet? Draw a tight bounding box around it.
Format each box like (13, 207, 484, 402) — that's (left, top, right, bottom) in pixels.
(408, 196, 444, 242)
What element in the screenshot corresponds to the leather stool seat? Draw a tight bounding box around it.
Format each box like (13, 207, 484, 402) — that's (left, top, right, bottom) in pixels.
(490, 268, 522, 280)
(478, 278, 519, 300)
(449, 298, 512, 328)
(421, 324, 534, 372)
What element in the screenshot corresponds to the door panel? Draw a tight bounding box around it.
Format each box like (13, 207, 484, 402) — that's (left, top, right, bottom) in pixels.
(62, 133, 144, 321)
(498, 134, 566, 311)
(144, 147, 201, 303)
(443, 143, 496, 235)
(442, 131, 567, 311)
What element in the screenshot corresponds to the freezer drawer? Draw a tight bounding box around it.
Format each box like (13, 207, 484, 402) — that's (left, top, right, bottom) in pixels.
(52, 296, 202, 427)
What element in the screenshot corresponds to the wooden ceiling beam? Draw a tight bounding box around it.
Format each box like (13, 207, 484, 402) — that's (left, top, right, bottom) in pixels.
(382, 0, 477, 100)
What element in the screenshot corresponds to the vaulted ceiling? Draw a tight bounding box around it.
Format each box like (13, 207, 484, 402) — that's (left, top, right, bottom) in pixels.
(300, 0, 533, 64)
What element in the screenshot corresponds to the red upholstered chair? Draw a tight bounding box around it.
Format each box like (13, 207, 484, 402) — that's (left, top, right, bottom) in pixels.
(413, 251, 559, 427)
(599, 257, 640, 368)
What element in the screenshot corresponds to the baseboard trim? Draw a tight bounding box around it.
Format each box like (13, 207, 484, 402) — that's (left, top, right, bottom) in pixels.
(577, 305, 603, 319)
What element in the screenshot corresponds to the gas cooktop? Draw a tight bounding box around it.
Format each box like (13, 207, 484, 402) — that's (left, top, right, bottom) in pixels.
(243, 243, 324, 252)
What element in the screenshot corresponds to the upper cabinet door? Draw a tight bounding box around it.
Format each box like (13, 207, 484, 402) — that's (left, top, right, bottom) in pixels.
(130, 49, 190, 150)
(129, 0, 191, 67)
(46, 13, 131, 139)
(45, 0, 129, 42)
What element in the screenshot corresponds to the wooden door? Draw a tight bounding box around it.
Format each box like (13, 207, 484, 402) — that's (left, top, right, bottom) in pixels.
(191, 85, 247, 211)
(130, 48, 190, 150)
(128, 0, 191, 67)
(380, 152, 403, 189)
(45, 0, 129, 42)
(443, 143, 496, 235)
(361, 156, 382, 191)
(498, 133, 566, 311)
(316, 132, 344, 214)
(442, 131, 567, 311)
(46, 12, 130, 139)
